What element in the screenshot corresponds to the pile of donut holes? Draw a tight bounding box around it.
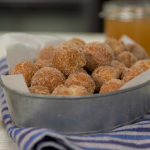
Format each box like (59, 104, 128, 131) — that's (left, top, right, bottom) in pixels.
(11, 37, 150, 96)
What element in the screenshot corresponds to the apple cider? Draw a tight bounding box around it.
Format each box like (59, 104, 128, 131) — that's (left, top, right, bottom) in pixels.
(101, 1, 150, 56)
(105, 18, 150, 56)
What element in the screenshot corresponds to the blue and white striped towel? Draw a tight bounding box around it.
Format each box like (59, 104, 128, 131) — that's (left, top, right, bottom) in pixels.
(1, 57, 150, 150)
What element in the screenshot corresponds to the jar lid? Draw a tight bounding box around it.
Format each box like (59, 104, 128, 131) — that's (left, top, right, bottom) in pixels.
(99, 0, 150, 21)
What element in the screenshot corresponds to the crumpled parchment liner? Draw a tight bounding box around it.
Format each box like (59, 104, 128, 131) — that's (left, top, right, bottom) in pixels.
(0, 33, 150, 93)
(0, 32, 65, 93)
(120, 35, 150, 89)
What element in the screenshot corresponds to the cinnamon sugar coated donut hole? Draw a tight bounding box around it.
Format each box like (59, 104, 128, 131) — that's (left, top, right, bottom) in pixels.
(83, 42, 114, 72)
(111, 60, 126, 75)
(104, 37, 125, 56)
(91, 66, 120, 92)
(100, 79, 125, 93)
(68, 38, 86, 50)
(52, 42, 86, 76)
(31, 67, 65, 93)
(52, 85, 89, 96)
(52, 85, 70, 95)
(64, 72, 95, 94)
(10, 36, 150, 96)
(68, 38, 86, 45)
(29, 86, 50, 95)
(132, 59, 150, 72)
(11, 61, 39, 87)
(126, 44, 149, 60)
(121, 67, 144, 83)
(36, 45, 56, 61)
(68, 85, 88, 95)
(78, 68, 88, 74)
(116, 51, 137, 68)
(35, 59, 53, 69)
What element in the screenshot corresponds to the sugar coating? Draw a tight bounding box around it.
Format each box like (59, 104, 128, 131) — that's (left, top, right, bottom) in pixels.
(64, 72, 95, 94)
(52, 42, 86, 76)
(116, 51, 137, 68)
(52, 85, 71, 95)
(121, 67, 144, 82)
(68, 38, 86, 45)
(52, 85, 89, 96)
(11, 61, 39, 87)
(104, 37, 125, 56)
(68, 38, 86, 50)
(111, 60, 127, 75)
(126, 44, 149, 60)
(69, 85, 88, 95)
(29, 86, 50, 95)
(36, 45, 56, 61)
(31, 67, 65, 93)
(100, 79, 125, 93)
(91, 66, 120, 92)
(83, 42, 114, 72)
(35, 59, 53, 69)
(132, 59, 150, 71)
(78, 68, 88, 74)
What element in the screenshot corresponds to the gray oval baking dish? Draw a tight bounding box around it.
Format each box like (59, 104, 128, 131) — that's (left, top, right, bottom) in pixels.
(0, 71, 150, 135)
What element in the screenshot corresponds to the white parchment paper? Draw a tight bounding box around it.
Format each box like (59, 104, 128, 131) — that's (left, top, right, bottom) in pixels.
(120, 68, 150, 90)
(0, 32, 65, 72)
(120, 35, 136, 45)
(120, 35, 150, 89)
(1, 74, 29, 93)
(0, 33, 150, 93)
(0, 32, 65, 93)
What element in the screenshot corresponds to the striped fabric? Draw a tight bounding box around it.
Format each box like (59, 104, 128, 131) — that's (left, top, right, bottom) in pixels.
(1, 57, 150, 150)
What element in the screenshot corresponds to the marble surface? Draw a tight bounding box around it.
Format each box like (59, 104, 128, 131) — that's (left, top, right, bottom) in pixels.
(0, 32, 105, 150)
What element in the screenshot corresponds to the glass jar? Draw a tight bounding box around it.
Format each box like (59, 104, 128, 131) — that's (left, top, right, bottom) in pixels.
(99, 0, 150, 55)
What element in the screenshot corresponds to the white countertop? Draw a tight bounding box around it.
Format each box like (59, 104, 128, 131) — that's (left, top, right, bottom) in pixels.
(0, 32, 105, 150)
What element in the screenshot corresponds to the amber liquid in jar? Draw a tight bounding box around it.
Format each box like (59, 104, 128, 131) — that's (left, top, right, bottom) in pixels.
(105, 17, 150, 56)
(101, 1, 150, 56)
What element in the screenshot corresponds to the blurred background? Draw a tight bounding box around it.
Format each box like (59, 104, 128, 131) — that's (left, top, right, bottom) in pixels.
(0, 0, 150, 53)
(0, 0, 110, 32)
